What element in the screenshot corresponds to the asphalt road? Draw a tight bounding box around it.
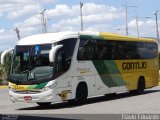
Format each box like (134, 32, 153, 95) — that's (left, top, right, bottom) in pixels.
(1, 87, 160, 119)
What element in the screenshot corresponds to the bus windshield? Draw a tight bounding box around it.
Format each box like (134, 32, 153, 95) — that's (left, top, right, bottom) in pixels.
(10, 44, 53, 84)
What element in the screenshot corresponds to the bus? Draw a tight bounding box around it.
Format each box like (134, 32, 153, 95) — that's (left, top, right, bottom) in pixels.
(1, 31, 159, 106)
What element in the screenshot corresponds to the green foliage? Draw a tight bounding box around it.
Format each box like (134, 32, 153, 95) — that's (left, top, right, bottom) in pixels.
(0, 52, 11, 85)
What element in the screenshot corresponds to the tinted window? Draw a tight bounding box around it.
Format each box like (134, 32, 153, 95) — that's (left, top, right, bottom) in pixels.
(10, 44, 53, 85)
(58, 38, 77, 66)
(54, 38, 77, 77)
(77, 38, 158, 60)
(77, 39, 97, 60)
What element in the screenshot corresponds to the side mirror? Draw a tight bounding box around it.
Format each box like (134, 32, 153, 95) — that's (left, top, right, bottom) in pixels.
(49, 45, 63, 63)
(1, 48, 13, 65)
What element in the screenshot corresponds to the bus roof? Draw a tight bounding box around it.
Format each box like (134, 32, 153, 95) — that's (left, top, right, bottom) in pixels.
(17, 32, 78, 45)
(17, 31, 157, 45)
(100, 32, 157, 42)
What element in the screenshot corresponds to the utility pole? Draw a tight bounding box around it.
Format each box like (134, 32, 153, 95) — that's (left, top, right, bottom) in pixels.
(135, 16, 140, 38)
(80, 2, 84, 31)
(135, 16, 150, 38)
(154, 10, 159, 39)
(14, 28, 20, 40)
(124, 5, 129, 36)
(41, 9, 47, 33)
(123, 2, 137, 36)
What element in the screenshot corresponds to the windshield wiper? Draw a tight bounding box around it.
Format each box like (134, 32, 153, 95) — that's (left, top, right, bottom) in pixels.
(28, 71, 36, 80)
(26, 46, 34, 81)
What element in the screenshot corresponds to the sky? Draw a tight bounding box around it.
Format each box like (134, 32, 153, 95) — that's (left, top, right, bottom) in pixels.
(0, 0, 160, 51)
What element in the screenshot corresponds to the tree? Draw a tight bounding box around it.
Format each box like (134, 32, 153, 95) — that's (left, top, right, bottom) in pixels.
(0, 52, 11, 85)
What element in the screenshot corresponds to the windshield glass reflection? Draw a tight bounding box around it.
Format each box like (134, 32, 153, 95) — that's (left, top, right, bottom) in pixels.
(10, 44, 53, 84)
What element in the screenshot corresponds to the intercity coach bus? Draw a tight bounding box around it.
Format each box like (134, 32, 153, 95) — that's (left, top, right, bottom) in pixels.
(1, 31, 159, 106)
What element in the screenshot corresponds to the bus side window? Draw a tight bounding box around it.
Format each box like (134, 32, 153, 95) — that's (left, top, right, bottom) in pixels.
(115, 42, 125, 60)
(147, 42, 158, 58)
(77, 39, 95, 60)
(57, 38, 77, 73)
(126, 42, 139, 59)
(77, 46, 84, 60)
(56, 52, 64, 73)
(96, 40, 107, 60)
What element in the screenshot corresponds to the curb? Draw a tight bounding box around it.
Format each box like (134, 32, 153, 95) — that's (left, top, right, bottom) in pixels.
(0, 86, 8, 89)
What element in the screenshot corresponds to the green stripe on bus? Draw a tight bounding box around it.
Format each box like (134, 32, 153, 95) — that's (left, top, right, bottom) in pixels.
(92, 60, 125, 87)
(28, 82, 47, 89)
(35, 82, 47, 89)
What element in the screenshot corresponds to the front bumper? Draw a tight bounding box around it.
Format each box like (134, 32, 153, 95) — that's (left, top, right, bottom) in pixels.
(9, 89, 55, 103)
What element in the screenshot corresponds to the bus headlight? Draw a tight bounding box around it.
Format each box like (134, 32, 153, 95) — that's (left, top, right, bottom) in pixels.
(42, 83, 56, 92)
(42, 86, 50, 92)
(9, 86, 15, 92)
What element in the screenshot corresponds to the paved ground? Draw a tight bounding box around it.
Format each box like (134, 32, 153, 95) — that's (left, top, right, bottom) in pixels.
(0, 86, 160, 114)
(1, 86, 160, 115)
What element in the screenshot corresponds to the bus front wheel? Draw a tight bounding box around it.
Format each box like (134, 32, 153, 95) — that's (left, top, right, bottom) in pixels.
(37, 102, 51, 107)
(75, 83, 88, 104)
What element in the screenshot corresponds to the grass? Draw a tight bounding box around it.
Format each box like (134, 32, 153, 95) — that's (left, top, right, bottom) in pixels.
(0, 85, 8, 89)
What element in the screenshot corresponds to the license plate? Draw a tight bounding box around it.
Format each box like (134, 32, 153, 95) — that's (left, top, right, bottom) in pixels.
(24, 96, 32, 101)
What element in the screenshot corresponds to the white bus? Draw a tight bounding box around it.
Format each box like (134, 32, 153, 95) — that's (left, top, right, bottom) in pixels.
(1, 31, 159, 106)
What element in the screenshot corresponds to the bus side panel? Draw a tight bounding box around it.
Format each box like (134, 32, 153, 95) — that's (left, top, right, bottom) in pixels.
(69, 61, 98, 99)
(92, 60, 128, 94)
(145, 58, 159, 88)
(115, 58, 159, 90)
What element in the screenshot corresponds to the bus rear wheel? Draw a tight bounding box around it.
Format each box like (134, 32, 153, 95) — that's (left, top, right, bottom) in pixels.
(37, 102, 51, 107)
(137, 77, 145, 94)
(75, 83, 88, 104)
(130, 77, 145, 95)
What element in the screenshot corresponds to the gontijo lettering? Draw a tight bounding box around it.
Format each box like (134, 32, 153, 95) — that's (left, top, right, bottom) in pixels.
(122, 62, 147, 70)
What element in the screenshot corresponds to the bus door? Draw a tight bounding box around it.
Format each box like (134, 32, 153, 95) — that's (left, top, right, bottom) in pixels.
(54, 51, 72, 101)
(90, 75, 96, 96)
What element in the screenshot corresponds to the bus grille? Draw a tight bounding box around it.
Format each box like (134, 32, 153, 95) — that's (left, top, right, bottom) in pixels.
(14, 90, 42, 94)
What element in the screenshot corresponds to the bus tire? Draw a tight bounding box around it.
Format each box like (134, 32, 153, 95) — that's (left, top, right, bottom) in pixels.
(75, 83, 88, 104)
(37, 102, 51, 107)
(105, 93, 116, 98)
(130, 77, 145, 95)
(137, 77, 145, 94)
